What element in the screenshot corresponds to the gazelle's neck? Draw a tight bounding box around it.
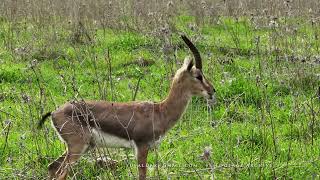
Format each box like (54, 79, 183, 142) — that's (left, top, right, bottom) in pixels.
(159, 79, 191, 129)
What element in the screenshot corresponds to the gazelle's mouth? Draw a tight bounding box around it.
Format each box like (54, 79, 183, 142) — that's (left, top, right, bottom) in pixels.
(202, 91, 216, 105)
(207, 94, 216, 106)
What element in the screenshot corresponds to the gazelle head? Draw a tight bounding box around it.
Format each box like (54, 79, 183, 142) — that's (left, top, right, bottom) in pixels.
(173, 35, 216, 103)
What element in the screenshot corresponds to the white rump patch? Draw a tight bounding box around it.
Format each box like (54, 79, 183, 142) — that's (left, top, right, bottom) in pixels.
(92, 128, 136, 149)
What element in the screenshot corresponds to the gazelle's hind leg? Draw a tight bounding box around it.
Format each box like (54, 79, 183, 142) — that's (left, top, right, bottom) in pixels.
(48, 143, 89, 180)
(48, 151, 67, 179)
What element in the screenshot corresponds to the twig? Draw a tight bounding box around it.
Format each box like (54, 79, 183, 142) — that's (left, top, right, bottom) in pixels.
(132, 76, 142, 101)
(105, 49, 114, 101)
(1, 120, 12, 156)
(182, 156, 202, 180)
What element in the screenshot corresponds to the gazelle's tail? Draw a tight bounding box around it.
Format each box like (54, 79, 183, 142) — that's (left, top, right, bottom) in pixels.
(38, 112, 52, 129)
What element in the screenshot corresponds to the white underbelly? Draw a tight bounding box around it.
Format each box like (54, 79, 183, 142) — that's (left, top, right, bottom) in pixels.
(92, 128, 136, 148)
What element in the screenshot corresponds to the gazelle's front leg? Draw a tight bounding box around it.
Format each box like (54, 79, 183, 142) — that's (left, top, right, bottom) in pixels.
(137, 144, 149, 180)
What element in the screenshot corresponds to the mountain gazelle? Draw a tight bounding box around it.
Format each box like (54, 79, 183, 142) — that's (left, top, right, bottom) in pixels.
(38, 35, 216, 180)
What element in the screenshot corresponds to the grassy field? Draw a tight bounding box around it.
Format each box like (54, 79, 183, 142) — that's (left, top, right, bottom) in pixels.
(1, 12, 320, 179)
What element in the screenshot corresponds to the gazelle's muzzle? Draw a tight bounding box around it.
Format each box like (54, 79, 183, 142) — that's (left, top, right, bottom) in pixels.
(204, 86, 216, 106)
(207, 93, 216, 106)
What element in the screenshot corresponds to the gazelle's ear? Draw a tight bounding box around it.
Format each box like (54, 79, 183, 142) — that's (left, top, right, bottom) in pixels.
(183, 56, 193, 71)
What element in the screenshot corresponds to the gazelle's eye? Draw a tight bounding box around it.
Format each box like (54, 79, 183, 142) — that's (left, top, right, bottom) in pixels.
(196, 75, 203, 81)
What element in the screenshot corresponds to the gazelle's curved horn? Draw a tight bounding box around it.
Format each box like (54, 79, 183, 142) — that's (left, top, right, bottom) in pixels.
(181, 35, 202, 70)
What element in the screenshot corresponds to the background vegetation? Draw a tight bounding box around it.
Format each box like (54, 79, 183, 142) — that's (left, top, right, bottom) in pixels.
(0, 0, 319, 179)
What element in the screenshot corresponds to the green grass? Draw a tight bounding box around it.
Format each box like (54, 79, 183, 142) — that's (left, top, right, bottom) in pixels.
(0, 16, 320, 179)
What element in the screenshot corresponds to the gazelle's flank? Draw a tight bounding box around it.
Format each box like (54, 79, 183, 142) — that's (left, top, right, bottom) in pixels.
(38, 35, 216, 180)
